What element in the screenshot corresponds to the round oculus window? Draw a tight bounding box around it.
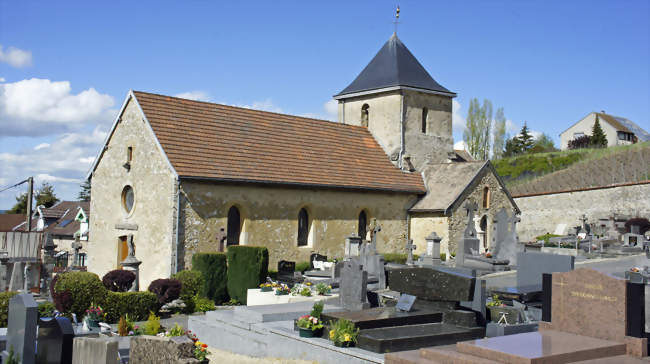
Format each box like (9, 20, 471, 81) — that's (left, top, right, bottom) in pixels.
(122, 185, 134, 213)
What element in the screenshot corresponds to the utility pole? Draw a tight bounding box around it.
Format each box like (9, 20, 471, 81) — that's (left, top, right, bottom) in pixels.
(26, 176, 33, 232)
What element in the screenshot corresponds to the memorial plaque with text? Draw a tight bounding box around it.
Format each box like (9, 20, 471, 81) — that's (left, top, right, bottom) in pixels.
(550, 268, 626, 342)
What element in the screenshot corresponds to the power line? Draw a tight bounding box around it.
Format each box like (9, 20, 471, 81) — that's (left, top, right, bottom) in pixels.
(0, 179, 29, 194)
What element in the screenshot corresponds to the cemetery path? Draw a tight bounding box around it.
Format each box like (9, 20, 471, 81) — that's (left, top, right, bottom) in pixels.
(207, 348, 319, 364)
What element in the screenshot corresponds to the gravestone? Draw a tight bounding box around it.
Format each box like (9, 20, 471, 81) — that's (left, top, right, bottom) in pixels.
(276, 260, 295, 282)
(516, 252, 574, 288)
(417, 232, 441, 266)
(1, 293, 37, 364)
(388, 267, 475, 302)
(491, 208, 509, 254)
(405, 240, 416, 265)
(456, 202, 480, 268)
(37, 317, 75, 364)
(496, 212, 520, 265)
(344, 234, 362, 258)
(72, 337, 119, 364)
(308, 253, 327, 270)
(339, 259, 369, 311)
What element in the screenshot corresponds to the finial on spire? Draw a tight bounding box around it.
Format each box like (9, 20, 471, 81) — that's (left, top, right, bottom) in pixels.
(394, 5, 400, 34)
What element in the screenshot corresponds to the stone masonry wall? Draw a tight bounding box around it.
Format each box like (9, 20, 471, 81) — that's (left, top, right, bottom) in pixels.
(179, 181, 419, 269)
(409, 212, 450, 257)
(514, 183, 650, 241)
(88, 97, 176, 290)
(447, 169, 518, 254)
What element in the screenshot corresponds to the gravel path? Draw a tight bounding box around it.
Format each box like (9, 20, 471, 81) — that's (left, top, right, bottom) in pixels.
(207, 348, 319, 364)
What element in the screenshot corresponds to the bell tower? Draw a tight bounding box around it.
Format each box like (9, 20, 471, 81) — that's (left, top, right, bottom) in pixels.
(334, 33, 456, 171)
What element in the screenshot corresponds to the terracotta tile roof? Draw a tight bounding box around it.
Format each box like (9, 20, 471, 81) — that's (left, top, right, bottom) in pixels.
(133, 91, 426, 193)
(0, 214, 27, 232)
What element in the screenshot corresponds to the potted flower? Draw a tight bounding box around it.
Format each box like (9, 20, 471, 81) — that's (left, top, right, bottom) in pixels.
(328, 319, 359, 347)
(275, 284, 290, 295)
(259, 283, 273, 292)
(315, 283, 332, 296)
(297, 315, 323, 337)
(85, 303, 104, 328)
(300, 287, 312, 297)
(486, 295, 519, 324)
(194, 340, 210, 363)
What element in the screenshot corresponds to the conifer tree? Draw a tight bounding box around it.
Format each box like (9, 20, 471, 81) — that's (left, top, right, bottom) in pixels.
(591, 115, 608, 147)
(78, 180, 91, 201)
(517, 123, 534, 152)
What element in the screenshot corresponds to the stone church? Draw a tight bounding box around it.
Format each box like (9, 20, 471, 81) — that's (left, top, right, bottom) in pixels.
(87, 34, 519, 288)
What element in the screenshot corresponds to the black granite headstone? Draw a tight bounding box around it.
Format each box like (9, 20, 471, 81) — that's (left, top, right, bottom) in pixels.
(388, 267, 475, 302)
(36, 317, 75, 364)
(309, 254, 327, 270)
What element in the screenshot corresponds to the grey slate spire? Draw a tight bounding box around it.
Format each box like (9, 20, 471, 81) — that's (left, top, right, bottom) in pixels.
(335, 33, 455, 98)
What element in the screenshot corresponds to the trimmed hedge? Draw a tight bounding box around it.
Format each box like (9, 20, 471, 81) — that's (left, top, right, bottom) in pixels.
(171, 270, 204, 313)
(383, 253, 420, 265)
(104, 291, 158, 323)
(192, 253, 228, 304)
(227, 246, 268, 305)
(0, 291, 19, 327)
(53, 272, 107, 319)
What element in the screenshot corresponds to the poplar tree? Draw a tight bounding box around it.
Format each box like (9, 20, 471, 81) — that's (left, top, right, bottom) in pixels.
(492, 107, 506, 159)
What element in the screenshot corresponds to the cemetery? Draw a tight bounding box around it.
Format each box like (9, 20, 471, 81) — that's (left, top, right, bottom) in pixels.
(1, 196, 649, 364)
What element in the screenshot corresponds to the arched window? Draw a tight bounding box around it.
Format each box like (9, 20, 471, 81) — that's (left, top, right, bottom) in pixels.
(361, 104, 369, 127)
(298, 208, 309, 246)
(358, 210, 368, 240)
(227, 206, 241, 246)
(482, 187, 490, 209)
(480, 215, 488, 249)
(421, 107, 428, 134)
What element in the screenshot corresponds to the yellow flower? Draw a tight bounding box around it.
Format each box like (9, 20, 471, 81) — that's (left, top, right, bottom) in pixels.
(329, 330, 336, 339)
(306, 282, 312, 286)
(344, 334, 351, 342)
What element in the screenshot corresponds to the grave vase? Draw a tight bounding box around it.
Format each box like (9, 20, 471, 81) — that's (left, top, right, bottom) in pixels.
(334, 340, 355, 348)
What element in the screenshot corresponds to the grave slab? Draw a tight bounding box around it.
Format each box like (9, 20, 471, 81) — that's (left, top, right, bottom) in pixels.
(321, 306, 443, 330)
(1, 293, 37, 364)
(358, 323, 484, 353)
(233, 301, 341, 323)
(71, 337, 119, 364)
(456, 330, 627, 364)
(387, 267, 475, 302)
(485, 322, 538, 337)
(246, 288, 339, 306)
(36, 317, 75, 364)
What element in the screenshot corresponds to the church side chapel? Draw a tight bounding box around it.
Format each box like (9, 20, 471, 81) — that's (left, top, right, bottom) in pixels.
(87, 32, 518, 289)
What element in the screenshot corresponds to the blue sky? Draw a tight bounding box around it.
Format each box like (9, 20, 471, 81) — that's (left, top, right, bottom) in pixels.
(0, 1, 648, 210)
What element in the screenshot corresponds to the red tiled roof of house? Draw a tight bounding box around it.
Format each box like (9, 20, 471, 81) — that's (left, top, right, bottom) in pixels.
(133, 91, 426, 193)
(0, 214, 27, 232)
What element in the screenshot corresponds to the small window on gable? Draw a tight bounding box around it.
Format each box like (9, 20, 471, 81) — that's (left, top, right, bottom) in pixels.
(482, 186, 490, 209)
(127, 146, 133, 163)
(298, 208, 309, 247)
(361, 104, 369, 127)
(421, 108, 428, 134)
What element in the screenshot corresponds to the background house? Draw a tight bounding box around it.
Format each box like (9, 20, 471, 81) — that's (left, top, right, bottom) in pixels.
(560, 111, 650, 150)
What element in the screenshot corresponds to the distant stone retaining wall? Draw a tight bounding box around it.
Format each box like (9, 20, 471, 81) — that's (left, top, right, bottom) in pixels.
(514, 182, 650, 242)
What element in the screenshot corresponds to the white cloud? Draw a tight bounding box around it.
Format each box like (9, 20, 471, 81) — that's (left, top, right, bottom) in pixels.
(452, 100, 466, 134)
(506, 119, 542, 139)
(324, 100, 338, 120)
(34, 143, 50, 150)
(0, 77, 5, 82)
(0, 127, 108, 208)
(0, 45, 32, 68)
(453, 140, 468, 151)
(174, 91, 211, 102)
(0, 78, 115, 137)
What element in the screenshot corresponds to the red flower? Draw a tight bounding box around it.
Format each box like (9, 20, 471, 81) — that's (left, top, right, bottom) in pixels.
(202, 343, 207, 348)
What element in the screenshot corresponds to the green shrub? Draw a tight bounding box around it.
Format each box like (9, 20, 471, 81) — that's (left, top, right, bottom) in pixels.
(172, 270, 204, 313)
(227, 246, 269, 305)
(53, 272, 107, 319)
(103, 291, 158, 323)
(535, 233, 561, 244)
(383, 253, 419, 265)
(194, 296, 216, 312)
(143, 311, 161, 335)
(295, 262, 310, 273)
(191, 253, 229, 304)
(440, 253, 446, 261)
(0, 291, 19, 327)
(38, 301, 56, 319)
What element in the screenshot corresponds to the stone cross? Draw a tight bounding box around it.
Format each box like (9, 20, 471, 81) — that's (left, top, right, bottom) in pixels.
(406, 239, 416, 265)
(463, 201, 478, 239)
(370, 219, 381, 247)
(71, 238, 82, 267)
(216, 228, 227, 252)
(1, 293, 38, 364)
